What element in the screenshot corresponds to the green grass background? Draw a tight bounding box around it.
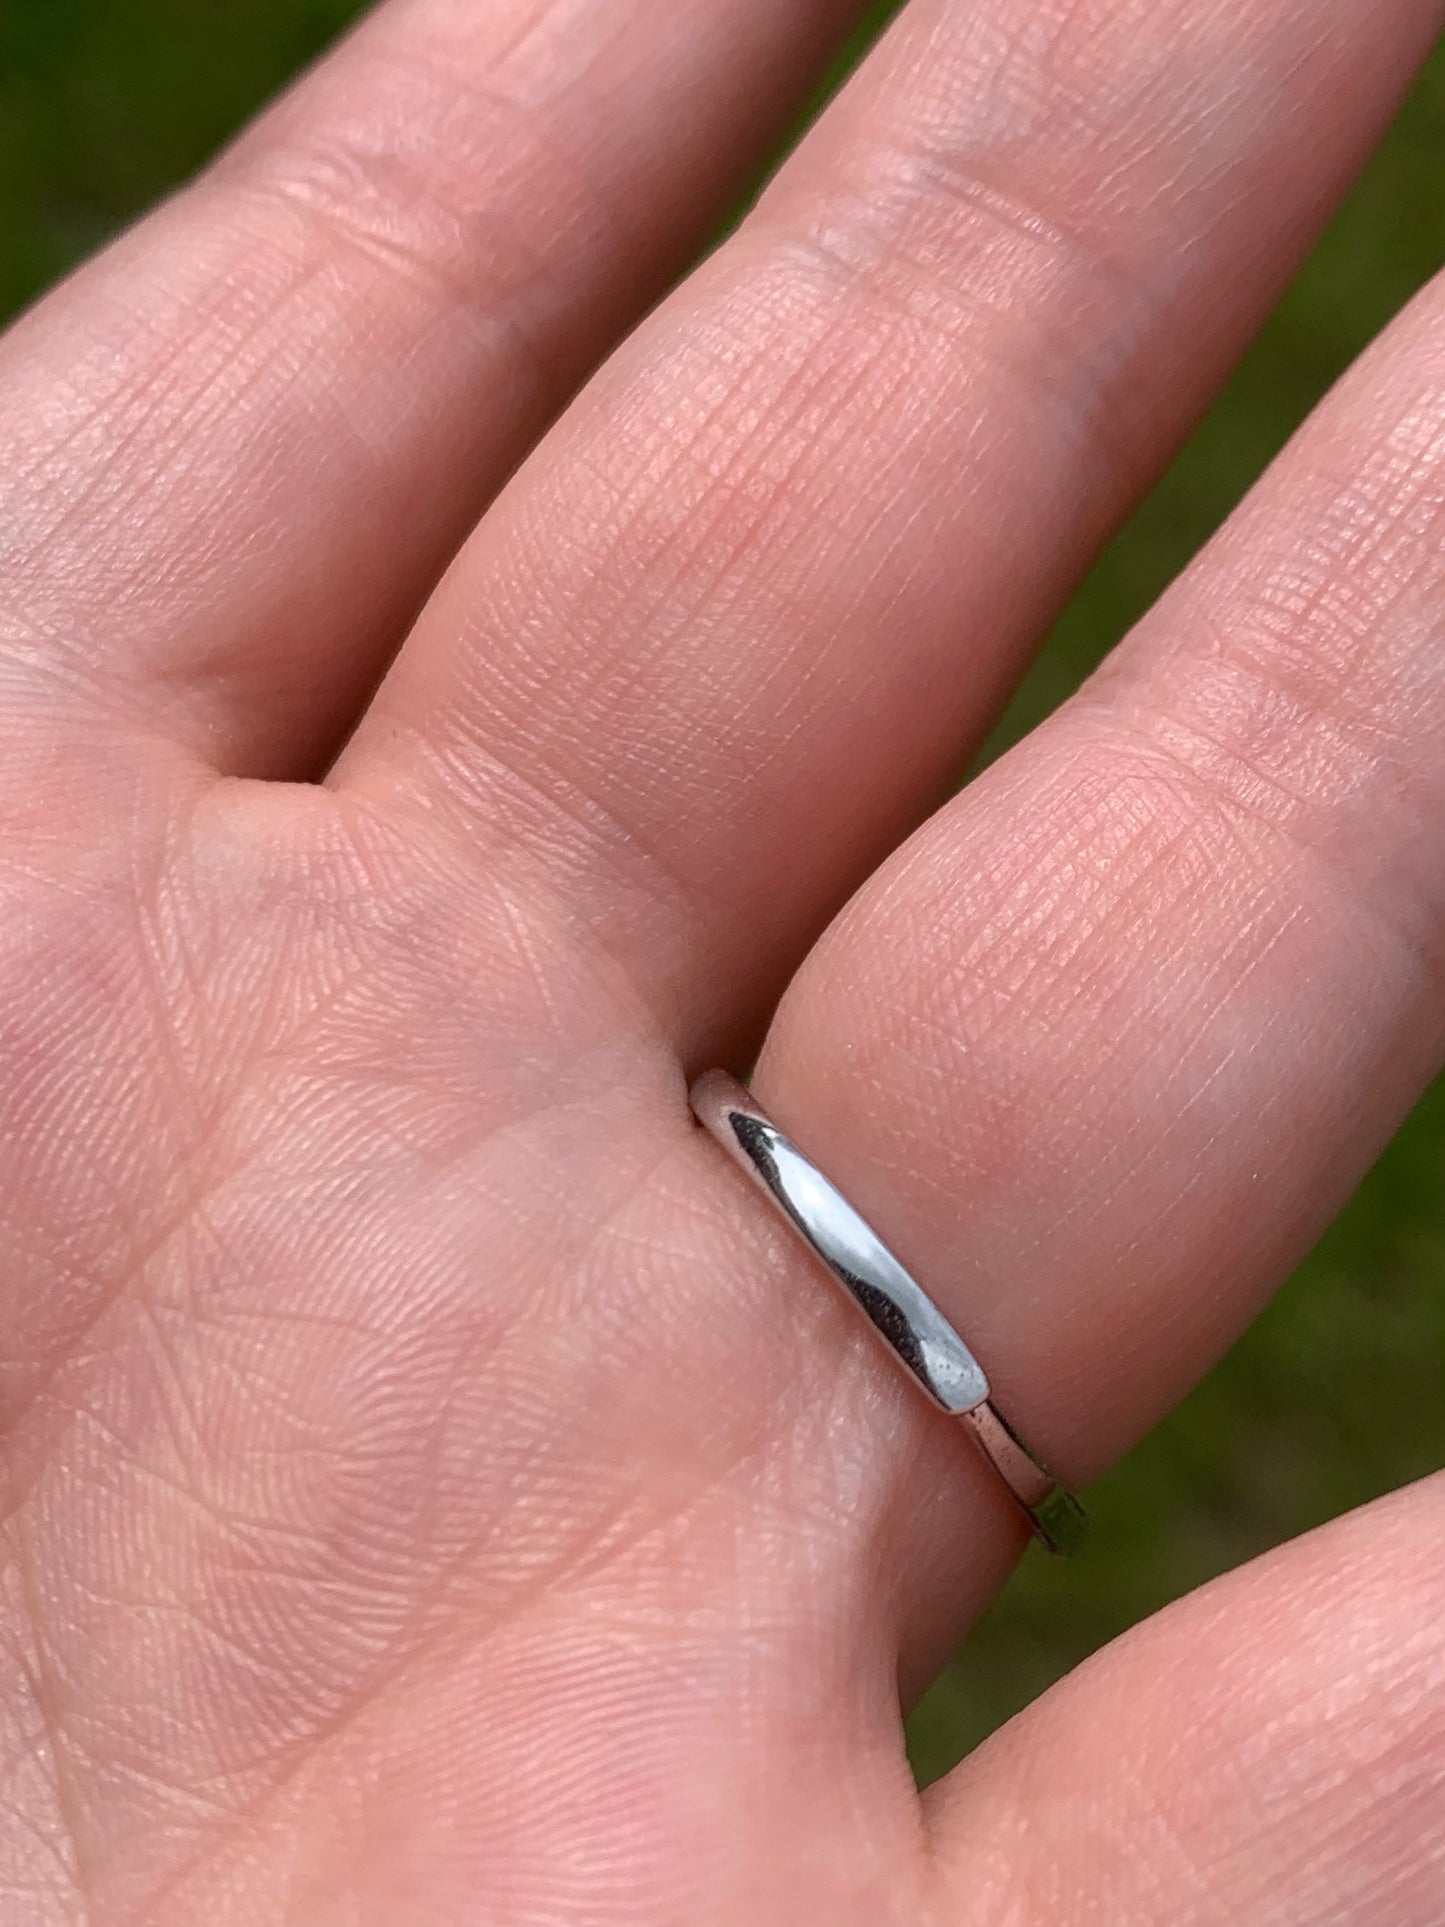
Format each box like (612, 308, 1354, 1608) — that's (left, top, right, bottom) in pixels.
(3, 0, 1442, 1787)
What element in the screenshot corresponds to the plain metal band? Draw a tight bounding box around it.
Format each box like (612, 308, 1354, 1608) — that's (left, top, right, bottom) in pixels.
(689, 1071, 1086, 1556)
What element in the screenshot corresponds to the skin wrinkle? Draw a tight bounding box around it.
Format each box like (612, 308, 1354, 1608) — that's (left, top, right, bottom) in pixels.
(493, 270, 868, 650)
(1089, 442, 1445, 986)
(0, 864, 196, 1389)
(89, 1342, 898, 1925)
(0, 800, 659, 1536)
(228, 143, 571, 408)
(0, 234, 327, 599)
(462, 199, 1089, 728)
(0, 230, 293, 512)
(1094, 708, 1445, 1000)
(772, 111, 1160, 455)
(772, 196, 1147, 511)
(791, 0, 1352, 428)
(377, 720, 733, 1041)
(0, 1573, 83, 1918)
(19, 1094, 682, 1711)
(8, 1515, 95, 1927)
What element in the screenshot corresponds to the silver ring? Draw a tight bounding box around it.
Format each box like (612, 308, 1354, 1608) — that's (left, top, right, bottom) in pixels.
(689, 1071, 1086, 1555)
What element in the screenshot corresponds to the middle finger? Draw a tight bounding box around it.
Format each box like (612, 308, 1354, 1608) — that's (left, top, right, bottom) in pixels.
(341, 0, 1444, 1056)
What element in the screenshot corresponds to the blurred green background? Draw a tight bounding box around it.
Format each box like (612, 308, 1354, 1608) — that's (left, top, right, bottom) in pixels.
(2, 0, 1441, 1787)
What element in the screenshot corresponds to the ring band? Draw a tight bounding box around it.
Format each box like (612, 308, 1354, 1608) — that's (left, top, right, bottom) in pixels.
(689, 1071, 1086, 1555)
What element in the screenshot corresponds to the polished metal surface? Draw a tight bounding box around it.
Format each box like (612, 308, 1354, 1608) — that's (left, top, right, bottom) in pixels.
(689, 1071, 1086, 1555)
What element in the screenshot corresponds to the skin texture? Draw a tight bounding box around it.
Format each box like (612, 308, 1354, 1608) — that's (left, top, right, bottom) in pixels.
(0, 0, 1444, 1921)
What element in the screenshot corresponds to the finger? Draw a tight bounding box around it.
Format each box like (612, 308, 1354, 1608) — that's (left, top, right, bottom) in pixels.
(341, 0, 1443, 1054)
(0, 0, 867, 778)
(753, 235, 1445, 1676)
(926, 1474, 1445, 1926)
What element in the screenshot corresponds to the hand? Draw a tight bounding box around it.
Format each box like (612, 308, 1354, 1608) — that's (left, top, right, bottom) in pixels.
(3, 0, 1443, 1920)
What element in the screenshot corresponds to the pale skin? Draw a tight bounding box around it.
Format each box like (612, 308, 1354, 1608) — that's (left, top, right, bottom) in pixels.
(2, 0, 1445, 1918)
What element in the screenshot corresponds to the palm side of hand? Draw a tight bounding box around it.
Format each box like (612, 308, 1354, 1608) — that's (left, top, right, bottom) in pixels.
(3, 1, 1445, 1922)
(8, 762, 918, 1920)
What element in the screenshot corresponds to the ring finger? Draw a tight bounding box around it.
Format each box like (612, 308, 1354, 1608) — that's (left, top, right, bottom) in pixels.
(755, 224, 1445, 1672)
